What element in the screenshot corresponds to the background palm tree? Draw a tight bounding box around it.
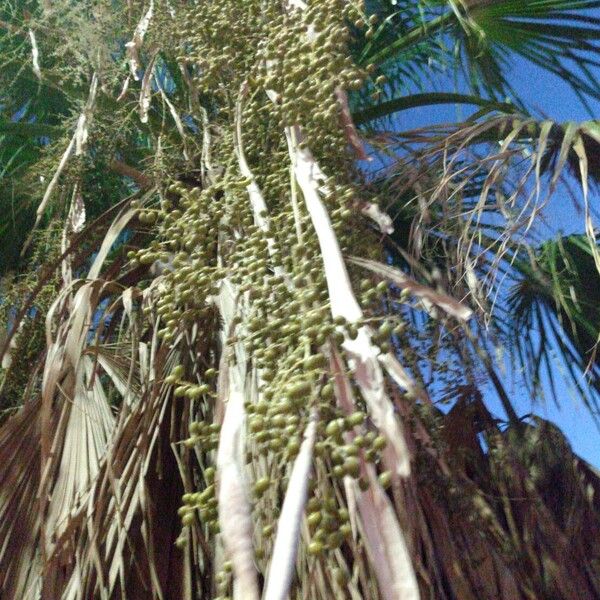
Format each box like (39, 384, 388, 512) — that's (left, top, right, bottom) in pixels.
(0, 1, 599, 598)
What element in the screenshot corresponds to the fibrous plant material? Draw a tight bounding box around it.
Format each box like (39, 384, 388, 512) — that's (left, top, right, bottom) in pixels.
(1, 1, 423, 597)
(1, 1, 600, 599)
(151, 1, 419, 596)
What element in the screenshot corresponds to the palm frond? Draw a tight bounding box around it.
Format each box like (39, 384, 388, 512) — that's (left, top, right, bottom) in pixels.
(0, 1, 598, 599)
(506, 235, 600, 412)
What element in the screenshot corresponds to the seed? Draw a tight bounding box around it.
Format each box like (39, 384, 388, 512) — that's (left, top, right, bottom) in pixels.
(307, 512, 322, 527)
(182, 512, 195, 526)
(345, 411, 364, 427)
(372, 435, 387, 450)
(344, 457, 360, 478)
(320, 383, 334, 399)
(308, 541, 324, 555)
(325, 420, 342, 437)
(254, 477, 271, 496)
(286, 380, 311, 398)
(379, 471, 392, 489)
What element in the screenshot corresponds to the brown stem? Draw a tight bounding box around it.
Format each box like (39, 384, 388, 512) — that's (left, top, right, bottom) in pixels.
(109, 159, 153, 190)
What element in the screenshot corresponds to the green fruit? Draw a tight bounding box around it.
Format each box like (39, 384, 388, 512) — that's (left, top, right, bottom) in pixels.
(303, 354, 327, 369)
(254, 477, 271, 496)
(372, 435, 387, 450)
(320, 383, 334, 399)
(308, 541, 324, 555)
(327, 531, 344, 549)
(379, 471, 392, 489)
(325, 420, 342, 437)
(174, 385, 188, 398)
(286, 380, 311, 398)
(307, 512, 322, 527)
(287, 439, 301, 456)
(182, 512, 195, 526)
(333, 465, 345, 478)
(378, 321, 393, 337)
(340, 523, 352, 537)
(344, 457, 360, 478)
(345, 411, 364, 427)
(353, 435, 366, 447)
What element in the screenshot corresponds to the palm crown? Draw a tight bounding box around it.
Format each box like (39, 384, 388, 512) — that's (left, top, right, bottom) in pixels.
(0, 1, 599, 598)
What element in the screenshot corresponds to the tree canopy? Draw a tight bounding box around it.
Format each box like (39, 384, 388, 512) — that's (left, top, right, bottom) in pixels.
(0, 1, 599, 599)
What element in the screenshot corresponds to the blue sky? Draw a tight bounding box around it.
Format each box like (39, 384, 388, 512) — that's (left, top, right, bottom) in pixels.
(377, 53, 600, 466)
(486, 56, 600, 467)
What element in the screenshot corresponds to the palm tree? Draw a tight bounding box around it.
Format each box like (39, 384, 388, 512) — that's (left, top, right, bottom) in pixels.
(0, 0, 599, 598)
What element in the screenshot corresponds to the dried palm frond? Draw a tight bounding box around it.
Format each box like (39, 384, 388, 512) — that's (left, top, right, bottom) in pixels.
(0, 1, 598, 599)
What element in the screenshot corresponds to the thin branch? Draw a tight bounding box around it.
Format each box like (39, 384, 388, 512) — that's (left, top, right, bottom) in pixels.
(109, 160, 153, 189)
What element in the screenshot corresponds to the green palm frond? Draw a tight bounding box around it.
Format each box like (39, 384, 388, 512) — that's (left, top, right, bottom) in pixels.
(506, 235, 600, 411)
(354, 0, 600, 125)
(0, 1, 598, 599)
(456, 0, 600, 104)
(352, 91, 517, 125)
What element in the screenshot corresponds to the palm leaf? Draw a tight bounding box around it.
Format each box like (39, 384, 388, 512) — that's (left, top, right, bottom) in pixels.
(0, 1, 599, 599)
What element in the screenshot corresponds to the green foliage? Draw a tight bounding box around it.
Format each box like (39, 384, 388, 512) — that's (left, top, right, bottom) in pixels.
(508, 235, 600, 409)
(0, 1, 598, 599)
